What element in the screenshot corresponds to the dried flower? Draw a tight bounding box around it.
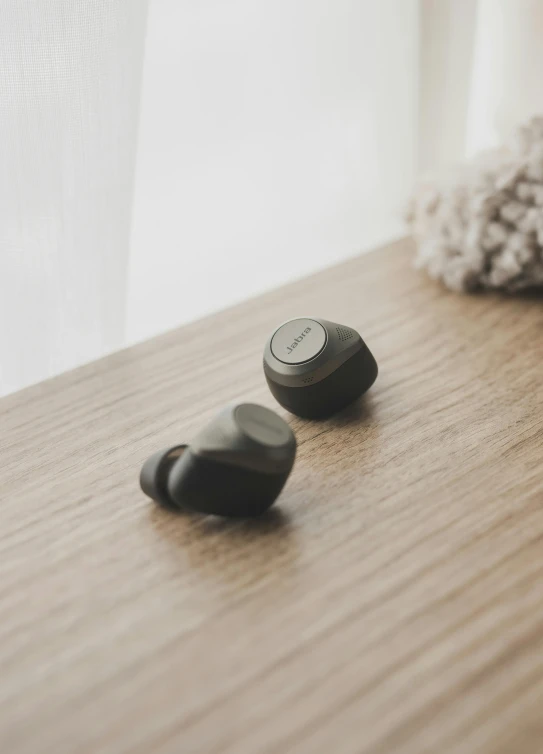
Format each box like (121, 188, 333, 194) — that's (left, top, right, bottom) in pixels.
(408, 117, 543, 292)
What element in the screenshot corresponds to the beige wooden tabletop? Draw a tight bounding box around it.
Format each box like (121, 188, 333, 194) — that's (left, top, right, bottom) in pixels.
(1, 237, 543, 754)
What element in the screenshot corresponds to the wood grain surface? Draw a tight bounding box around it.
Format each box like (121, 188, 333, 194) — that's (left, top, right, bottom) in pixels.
(1, 237, 543, 754)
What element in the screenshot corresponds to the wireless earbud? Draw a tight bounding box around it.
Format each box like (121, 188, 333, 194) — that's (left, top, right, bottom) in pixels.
(263, 317, 378, 419)
(140, 403, 296, 517)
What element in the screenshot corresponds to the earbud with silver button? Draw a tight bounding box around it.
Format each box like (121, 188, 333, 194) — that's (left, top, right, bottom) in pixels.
(263, 317, 378, 419)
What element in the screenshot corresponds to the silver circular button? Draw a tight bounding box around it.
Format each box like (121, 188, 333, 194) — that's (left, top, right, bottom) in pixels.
(270, 318, 327, 365)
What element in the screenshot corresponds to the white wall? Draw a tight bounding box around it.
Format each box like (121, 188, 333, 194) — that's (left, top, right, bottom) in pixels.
(127, 0, 418, 343)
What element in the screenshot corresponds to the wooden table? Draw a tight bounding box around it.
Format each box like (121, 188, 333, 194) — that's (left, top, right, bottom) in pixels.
(2, 238, 543, 754)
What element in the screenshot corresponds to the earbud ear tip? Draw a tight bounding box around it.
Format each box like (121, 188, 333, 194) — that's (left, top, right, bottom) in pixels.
(139, 445, 188, 509)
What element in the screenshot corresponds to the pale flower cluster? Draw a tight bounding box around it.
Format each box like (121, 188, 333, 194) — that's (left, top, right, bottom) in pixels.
(409, 117, 543, 292)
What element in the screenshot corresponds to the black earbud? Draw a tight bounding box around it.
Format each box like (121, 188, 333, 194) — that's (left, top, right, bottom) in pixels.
(140, 403, 296, 517)
(263, 317, 378, 419)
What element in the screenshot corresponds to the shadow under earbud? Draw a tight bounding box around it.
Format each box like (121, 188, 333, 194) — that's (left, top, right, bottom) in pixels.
(310, 393, 376, 428)
(197, 505, 291, 536)
(146, 501, 300, 588)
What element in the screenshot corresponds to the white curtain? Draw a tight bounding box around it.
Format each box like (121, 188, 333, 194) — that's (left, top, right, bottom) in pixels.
(419, 0, 543, 170)
(0, 0, 148, 394)
(2, 0, 543, 395)
(466, 0, 543, 156)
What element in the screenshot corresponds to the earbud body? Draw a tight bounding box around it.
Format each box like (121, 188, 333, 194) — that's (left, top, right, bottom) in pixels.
(140, 403, 296, 517)
(263, 317, 378, 419)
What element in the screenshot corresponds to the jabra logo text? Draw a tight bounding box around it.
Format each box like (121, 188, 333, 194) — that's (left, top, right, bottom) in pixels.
(286, 327, 312, 354)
